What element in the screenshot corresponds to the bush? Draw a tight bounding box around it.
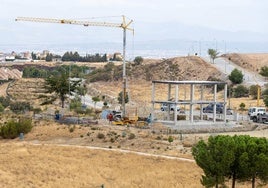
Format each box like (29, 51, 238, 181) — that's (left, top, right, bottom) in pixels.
(249, 85, 259, 99)
(233, 85, 249, 98)
(229, 68, 243, 84)
(207, 77, 225, 92)
(168, 136, 174, 144)
(0, 103, 4, 113)
(17, 118, 32, 134)
(0, 118, 32, 139)
(0, 96, 11, 108)
(97, 133, 105, 139)
(69, 127, 75, 133)
(259, 66, 268, 77)
(128, 133, 136, 140)
(133, 56, 144, 65)
(10, 101, 31, 114)
(263, 96, 268, 107)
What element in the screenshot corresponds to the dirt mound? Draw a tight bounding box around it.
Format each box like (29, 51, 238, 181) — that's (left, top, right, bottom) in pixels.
(130, 56, 223, 81)
(223, 53, 268, 73)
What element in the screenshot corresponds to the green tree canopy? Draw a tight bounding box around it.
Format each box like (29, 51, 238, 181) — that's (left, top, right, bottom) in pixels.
(45, 53, 53, 62)
(133, 56, 144, 65)
(193, 135, 268, 188)
(260, 66, 268, 77)
(192, 135, 236, 188)
(41, 71, 81, 108)
(229, 68, 244, 84)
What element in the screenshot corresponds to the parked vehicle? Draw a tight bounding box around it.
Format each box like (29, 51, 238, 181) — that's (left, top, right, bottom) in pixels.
(226, 108, 234, 115)
(257, 113, 268, 123)
(203, 103, 223, 114)
(160, 103, 180, 112)
(112, 110, 122, 120)
(248, 107, 266, 122)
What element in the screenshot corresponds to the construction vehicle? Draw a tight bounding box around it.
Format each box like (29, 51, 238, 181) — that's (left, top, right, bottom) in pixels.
(112, 114, 150, 127)
(15, 15, 133, 118)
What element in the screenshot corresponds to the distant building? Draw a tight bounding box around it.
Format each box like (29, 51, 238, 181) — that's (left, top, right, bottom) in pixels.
(113, 52, 123, 61)
(5, 56, 15, 61)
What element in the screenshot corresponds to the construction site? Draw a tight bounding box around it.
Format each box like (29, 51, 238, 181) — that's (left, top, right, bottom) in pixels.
(0, 12, 268, 188)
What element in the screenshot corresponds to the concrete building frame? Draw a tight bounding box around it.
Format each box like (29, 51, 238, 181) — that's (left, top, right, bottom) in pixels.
(151, 80, 228, 125)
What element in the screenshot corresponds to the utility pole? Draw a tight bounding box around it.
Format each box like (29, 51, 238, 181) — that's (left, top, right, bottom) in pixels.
(122, 28, 127, 117)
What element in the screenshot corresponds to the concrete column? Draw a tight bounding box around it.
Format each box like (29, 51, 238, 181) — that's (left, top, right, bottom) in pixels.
(224, 83, 227, 123)
(151, 82, 155, 123)
(213, 84, 217, 122)
(174, 85, 179, 125)
(200, 85, 204, 120)
(190, 84, 194, 123)
(167, 84, 171, 120)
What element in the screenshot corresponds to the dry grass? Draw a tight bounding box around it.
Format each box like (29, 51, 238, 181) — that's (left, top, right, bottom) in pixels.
(0, 142, 202, 188)
(1, 119, 268, 187)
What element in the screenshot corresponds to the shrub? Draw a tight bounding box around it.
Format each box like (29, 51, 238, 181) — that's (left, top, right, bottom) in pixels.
(110, 138, 115, 143)
(0, 103, 4, 113)
(17, 118, 32, 134)
(10, 101, 31, 114)
(168, 136, 174, 144)
(128, 133, 135, 140)
(97, 133, 105, 139)
(0, 96, 11, 108)
(33, 108, 42, 114)
(233, 85, 249, 98)
(69, 127, 74, 133)
(249, 85, 259, 99)
(259, 66, 268, 77)
(0, 118, 32, 139)
(133, 56, 144, 65)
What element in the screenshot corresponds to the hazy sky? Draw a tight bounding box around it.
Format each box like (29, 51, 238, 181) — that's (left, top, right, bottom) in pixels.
(1, 0, 267, 31)
(1, 0, 268, 54)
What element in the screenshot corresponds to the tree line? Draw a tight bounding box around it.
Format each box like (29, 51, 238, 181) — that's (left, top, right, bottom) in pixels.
(192, 135, 268, 188)
(61, 51, 108, 62)
(22, 65, 90, 78)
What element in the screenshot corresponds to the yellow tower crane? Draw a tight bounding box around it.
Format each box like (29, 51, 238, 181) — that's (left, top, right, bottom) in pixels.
(253, 75, 261, 107)
(15, 16, 134, 117)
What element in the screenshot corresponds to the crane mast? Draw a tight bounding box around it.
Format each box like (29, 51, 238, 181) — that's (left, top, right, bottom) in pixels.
(16, 16, 133, 117)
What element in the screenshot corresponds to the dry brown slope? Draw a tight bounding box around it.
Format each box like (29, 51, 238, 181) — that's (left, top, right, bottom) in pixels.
(130, 56, 223, 81)
(223, 53, 268, 73)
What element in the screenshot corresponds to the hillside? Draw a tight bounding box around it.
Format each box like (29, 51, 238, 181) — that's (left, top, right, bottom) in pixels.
(88, 56, 225, 112)
(129, 56, 224, 81)
(223, 53, 268, 73)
